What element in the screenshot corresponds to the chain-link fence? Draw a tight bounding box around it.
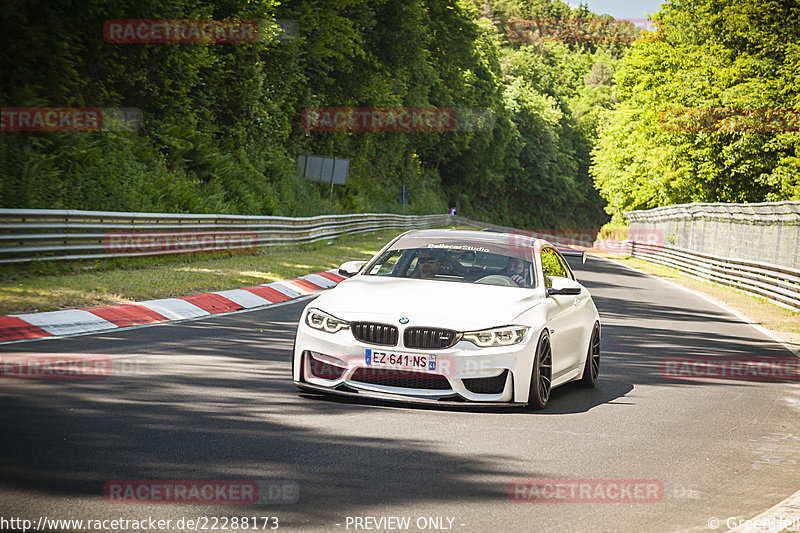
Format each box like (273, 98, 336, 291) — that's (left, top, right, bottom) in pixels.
(626, 201, 800, 312)
(626, 201, 800, 269)
(0, 209, 456, 264)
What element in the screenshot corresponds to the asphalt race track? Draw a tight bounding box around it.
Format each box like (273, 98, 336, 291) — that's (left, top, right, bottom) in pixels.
(1, 257, 798, 533)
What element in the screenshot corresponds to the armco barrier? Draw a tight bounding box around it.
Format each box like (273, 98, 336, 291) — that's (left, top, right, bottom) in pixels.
(0, 210, 456, 264)
(626, 201, 800, 269)
(628, 242, 800, 312)
(627, 201, 800, 313)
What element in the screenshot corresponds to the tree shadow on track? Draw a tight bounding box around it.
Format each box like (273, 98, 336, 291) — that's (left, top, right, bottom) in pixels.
(0, 300, 537, 527)
(2, 258, 796, 528)
(593, 295, 749, 325)
(0, 370, 527, 526)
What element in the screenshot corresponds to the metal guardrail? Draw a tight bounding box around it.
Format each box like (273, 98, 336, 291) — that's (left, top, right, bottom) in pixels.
(467, 216, 799, 312)
(626, 200, 800, 269)
(5, 205, 796, 313)
(626, 201, 800, 312)
(629, 242, 800, 313)
(0, 209, 457, 264)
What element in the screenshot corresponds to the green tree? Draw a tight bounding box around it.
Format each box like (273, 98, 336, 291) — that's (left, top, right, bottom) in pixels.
(592, 0, 800, 221)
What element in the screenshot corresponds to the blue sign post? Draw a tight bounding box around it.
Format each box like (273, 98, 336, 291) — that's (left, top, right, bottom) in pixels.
(399, 184, 409, 214)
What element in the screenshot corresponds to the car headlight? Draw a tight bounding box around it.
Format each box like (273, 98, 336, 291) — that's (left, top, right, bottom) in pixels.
(305, 308, 350, 333)
(463, 326, 528, 347)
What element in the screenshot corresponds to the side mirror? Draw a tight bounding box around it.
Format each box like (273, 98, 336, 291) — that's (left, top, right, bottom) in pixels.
(338, 260, 367, 278)
(546, 276, 582, 296)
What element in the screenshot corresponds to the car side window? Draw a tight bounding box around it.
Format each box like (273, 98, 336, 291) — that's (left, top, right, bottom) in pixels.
(541, 247, 567, 288)
(369, 250, 403, 276)
(555, 253, 574, 280)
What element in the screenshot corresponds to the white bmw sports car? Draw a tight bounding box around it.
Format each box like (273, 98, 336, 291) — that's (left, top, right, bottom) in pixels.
(292, 229, 600, 409)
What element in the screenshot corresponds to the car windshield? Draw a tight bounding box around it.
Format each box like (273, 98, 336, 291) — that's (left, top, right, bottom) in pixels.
(364, 241, 535, 288)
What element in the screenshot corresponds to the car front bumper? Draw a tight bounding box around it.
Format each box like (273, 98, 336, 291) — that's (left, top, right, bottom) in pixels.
(292, 323, 536, 404)
(294, 381, 527, 408)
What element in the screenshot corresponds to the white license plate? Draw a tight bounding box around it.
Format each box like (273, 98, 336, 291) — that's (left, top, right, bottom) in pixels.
(365, 349, 436, 371)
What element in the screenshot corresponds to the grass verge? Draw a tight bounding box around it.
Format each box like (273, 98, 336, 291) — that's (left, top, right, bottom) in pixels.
(598, 253, 800, 352)
(0, 229, 416, 315)
(6, 228, 795, 356)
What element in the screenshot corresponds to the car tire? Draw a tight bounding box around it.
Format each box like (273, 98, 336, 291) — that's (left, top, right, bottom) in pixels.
(527, 330, 552, 410)
(580, 323, 600, 388)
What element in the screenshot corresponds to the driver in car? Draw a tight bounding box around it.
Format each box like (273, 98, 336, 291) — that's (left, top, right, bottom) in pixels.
(416, 250, 442, 279)
(501, 257, 528, 287)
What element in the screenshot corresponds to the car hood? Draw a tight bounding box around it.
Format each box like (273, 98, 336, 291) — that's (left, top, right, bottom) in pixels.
(312, 276, 542, 330)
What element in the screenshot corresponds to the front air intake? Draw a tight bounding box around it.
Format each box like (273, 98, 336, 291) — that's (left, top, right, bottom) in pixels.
(350, 368, 451, 390)
(307, 353, 346, 380)
(462, 370, 509, 394)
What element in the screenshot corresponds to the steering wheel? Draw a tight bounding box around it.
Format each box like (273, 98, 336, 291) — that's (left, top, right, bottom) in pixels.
(475, 275, 518, 287)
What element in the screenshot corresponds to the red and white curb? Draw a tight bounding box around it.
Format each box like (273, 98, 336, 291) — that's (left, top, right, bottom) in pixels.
(0, 270, 346, 344)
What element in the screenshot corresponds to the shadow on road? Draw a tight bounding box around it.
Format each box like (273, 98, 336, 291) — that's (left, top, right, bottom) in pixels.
(1, 255, 795, 527)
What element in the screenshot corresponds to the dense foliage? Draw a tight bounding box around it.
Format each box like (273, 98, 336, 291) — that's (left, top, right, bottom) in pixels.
(592, 0, 800, 221)
(1, 0, 628, 228)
